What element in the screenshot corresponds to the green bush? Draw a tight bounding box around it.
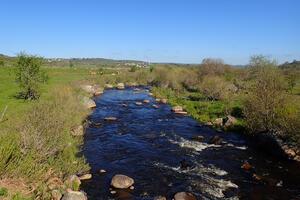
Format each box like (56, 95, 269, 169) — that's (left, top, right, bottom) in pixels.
(15, 53, 48, 100)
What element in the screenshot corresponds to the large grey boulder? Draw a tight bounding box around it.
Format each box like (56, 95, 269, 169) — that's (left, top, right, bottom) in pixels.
(111, 174, 134, 189)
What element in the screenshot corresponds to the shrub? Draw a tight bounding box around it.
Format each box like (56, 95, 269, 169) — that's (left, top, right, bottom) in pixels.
(244, 56, 299, 138)
(15, 53, 48, 100)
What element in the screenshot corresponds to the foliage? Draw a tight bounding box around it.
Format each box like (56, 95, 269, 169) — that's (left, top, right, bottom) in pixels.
(15, 53, 48, 100)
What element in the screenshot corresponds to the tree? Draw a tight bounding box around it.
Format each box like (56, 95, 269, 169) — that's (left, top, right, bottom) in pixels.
(0, 59, 4, 67)
(15, 53, 48, 100)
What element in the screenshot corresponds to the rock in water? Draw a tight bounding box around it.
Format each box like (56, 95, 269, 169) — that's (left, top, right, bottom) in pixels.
(105, 84, 114, 89)
(79, 174, 92, 180)
(172, 106, 183, 112)
(143, 99, 150, 103)
(209, 135, 223, 145)
(117, 83, 125, 90)
(111, 174, 134, 189)
(104, 117, 117, 121)
(135, 102, 143, 106)
(160, 99, 167, 104)
(62, 190, 87, 200)
(154, 196, 167, 200)
(191, 135, 204, 142)
(94, 87, 103, 96)
(174, 192, 197, 200)
(241, 161, 252, 171)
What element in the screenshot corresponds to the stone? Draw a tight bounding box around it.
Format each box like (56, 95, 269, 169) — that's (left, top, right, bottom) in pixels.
(135, 102, 143, 106)
(209, 135, 223, 145)
(71, 125, 84, 136)
(81, 85, 94, 94)
(94, 88, 103, 96)
(143, 99, 150, 103)
(105, 84, 114, 89)
(117, 83, 125, 90)
(111, 174, 134, 189)
(61, 190, 87, 200)
(191, 135, 204, 142)
(152, 104, 159, 109)
(79, 174, 92, 180)
(174, 111, 188, 115)
(213, 118, 223, 126)
(172, 106, 183, 112)
(224, 115, 237, 128)
(174, 192, 197, 200)
(154, 196, 167, 200)
(99, 169, 106, 173)
(130, 186, 134, 190)
(104, 117, 117, 121)
(155, 98, 161, 102)
(241, 161, 252, 170)
(160, 99, 167, 104)
(65, 175, 81, 191)
(51, 190, 62, 200)
(149, 92, 153, 96)
(82, 97, 96, 109)
(294, 155, 300, 162)
(204, 122, 213, 126)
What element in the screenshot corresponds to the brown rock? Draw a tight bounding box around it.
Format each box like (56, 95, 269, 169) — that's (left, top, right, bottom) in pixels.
(224, 115, 237, 128)
(111, 174, 134, 189)
(104, 117, 117, 121)
(71, 125, 84, 136)
(61, 190, 87, 200)
(208, 135, 223, 145)
(143, 99, 150, 103)
(160, 99, 168, 104)
(174, 192, 197, 200)
(79, 174, 92, 180)
(241, 161, 252, 170)
(213, 118, 223, 126)
(172, 106, 183, 112)
(117, 83, 125, 90)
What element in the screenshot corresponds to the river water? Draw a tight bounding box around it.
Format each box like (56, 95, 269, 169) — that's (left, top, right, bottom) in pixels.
(82, 87, 300, 200)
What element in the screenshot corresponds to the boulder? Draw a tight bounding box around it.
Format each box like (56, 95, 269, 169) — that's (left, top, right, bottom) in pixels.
(154, 196, 167, 200)
(81, 85, 94, 94)
(213, 118, 223, 126)
(241, 161, 252, 170)
(71, 125, 84, 136)
(65, 175, 81, 191)
(111, 174, 134, 189)
(282, 145, 296, 158)
(105, 84, 114, 89)
(209, 135, 223, 145)
(191, 135, 204, 142)
(143, 99, 150, 103)
(82, 97, 96, 109)
(104, 117, 117, 121)
(160, 99, 167, 104)
(51, 190, 62, 200)
(79, 174, 92, 180)
(62, 190, 87, 200)
(94, 88, 103, 96)
(224, 115, 237, 128)
(117, 83, 125, 90)
(172, 106, 183, 113)
(174, 192, 197, 200)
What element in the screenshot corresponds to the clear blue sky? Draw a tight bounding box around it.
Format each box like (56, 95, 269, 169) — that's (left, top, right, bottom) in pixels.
(0, 0, 299, 64)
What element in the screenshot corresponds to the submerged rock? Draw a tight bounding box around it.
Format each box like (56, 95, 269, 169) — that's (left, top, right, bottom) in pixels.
(62, 190, 87, 200)
(135, 102, 143, 106)
(104, 117, 117, 121)
(191, 135, 204, 142)
(143, 99, 150, 103)
(152, 104, 159, 109)
(209, 135, 223, 145)
(111, 174, 134, 189)
(174, 192, 197, 200)
(154, 196, 167, 200)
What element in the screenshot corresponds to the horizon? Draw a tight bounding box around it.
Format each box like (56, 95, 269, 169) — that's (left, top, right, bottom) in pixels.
(1, 0, 299, 65)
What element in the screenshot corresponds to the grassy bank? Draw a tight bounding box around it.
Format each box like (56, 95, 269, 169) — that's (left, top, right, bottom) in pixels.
(0, 66, 93, 199)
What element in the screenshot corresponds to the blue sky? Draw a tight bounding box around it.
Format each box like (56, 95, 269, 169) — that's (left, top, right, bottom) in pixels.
(0, 0, 299, 64)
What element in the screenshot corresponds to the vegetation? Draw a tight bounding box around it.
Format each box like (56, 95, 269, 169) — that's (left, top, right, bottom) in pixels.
(15, 54, 48, 100)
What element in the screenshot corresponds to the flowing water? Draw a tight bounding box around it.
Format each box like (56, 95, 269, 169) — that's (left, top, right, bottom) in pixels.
(82, 87, 300, 200)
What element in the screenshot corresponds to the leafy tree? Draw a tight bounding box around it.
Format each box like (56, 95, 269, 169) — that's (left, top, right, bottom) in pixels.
(0, 59, 4, 67)
(15, 53, 48, 100)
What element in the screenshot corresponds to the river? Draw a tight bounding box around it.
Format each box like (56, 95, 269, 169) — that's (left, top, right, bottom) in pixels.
(81, 87, 300, 200)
